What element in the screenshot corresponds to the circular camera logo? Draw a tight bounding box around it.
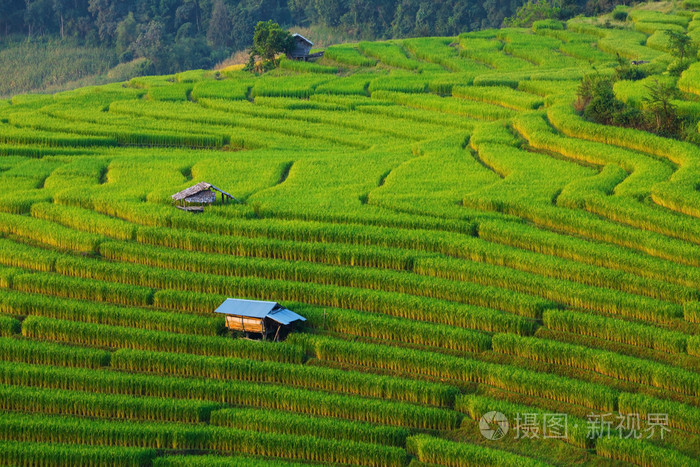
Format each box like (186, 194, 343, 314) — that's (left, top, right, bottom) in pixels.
(479, 411, 509, 441)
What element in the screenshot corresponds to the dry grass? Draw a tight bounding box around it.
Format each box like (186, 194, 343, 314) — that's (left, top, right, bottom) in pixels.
(214, 50, 250, 71)
(635, 0, 676, 12)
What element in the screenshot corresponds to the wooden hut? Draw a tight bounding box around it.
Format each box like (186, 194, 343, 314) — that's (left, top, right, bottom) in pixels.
(171, 182, 238, 212)
(287, 34, 324, 61)
(215, 299, 306, 341)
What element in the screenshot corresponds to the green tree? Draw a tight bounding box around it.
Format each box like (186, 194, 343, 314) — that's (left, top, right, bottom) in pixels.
(577, 74, 626, 125)
(313, 0, 348, 27)
(665, 29, 695, 75)
(245, 20, 293, 72)
(503, 0, 559, 27)
(206, 0, 232, 50)
(115, 12, 137, 60)
(132, 20, 170, 73)
(666, 29, 693, 64)
(643, 79, 678, 136)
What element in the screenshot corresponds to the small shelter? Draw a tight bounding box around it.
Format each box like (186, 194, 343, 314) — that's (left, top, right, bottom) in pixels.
(215, 299, 306, 341)
(171, 182, 238, 212)
(287, 34, 324, 61)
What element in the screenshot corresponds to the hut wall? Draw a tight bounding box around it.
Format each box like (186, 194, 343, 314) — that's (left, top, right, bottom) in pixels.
(225, 316, 265, 333)
(291, 39, 312, 58)
(185, 190, 216, 204)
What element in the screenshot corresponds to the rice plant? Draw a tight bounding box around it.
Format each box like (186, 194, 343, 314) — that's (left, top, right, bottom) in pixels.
(0, 383, 220, 423)
(0, 440, 156, 467)
(292, 334, 619, 411)
(210, 408, 410, 446)
(325, 46, 377, 67)
(0, 361, 456, 429)
(111, 348, 460, 407)
(21, 317, 304, 363)
(0, 336, 110, 369)
(0, 316, 20, 337)
(492, 333, 700, 396)
(407, 435, 548, 467)
(595, 436, 697, 466)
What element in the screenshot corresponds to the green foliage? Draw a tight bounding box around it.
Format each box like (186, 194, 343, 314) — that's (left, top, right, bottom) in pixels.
(504, 0, 561, 28)
(577, 75, 624, 125)
(643, 78, 680, 135)
(664, 29, 696, 70)
(532, 19, 564, 32)
(246, 21, 294, 71)
(612, 9, 628, 22)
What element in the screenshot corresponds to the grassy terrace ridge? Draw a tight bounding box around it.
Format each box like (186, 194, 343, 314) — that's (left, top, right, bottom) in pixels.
(1, 2, 700, 466)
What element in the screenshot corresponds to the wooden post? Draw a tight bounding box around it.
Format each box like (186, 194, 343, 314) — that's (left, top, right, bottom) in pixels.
(273, 325, 281, 342)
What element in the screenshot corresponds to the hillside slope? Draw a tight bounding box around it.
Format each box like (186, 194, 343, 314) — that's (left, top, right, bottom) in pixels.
(0, 2, 699, 466)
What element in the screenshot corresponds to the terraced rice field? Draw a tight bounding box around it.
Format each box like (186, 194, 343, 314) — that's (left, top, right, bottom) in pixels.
(0, 4, 699, 466)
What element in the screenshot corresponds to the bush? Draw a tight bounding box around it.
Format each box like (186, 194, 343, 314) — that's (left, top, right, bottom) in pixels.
(612, 10, 628, 22)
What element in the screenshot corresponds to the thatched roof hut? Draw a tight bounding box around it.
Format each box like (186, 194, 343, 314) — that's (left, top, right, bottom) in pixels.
(171, 182, 238, 212)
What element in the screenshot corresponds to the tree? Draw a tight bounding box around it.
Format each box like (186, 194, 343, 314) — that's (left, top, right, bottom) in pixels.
(115, 12, 137, 60)
(52, 0, 66, 38)
(665, 29, 694, 66)
(207, 0, 231, 50)
(503, 0, 559, 27)
(643, 79, 678, 136)
(132, 20, 170, 73)
(583, 77, 624, 125)
(576, 73, 629, 125)
(245, 20, 293, 71)
(24, 0, 56, 37)
(313, 0, 348, 27)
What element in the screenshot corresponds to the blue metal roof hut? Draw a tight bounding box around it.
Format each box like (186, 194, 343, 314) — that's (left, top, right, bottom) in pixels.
(287, 34, 324, 61)
(288, 34, 313, 60)
(215, 299, 306, 341)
